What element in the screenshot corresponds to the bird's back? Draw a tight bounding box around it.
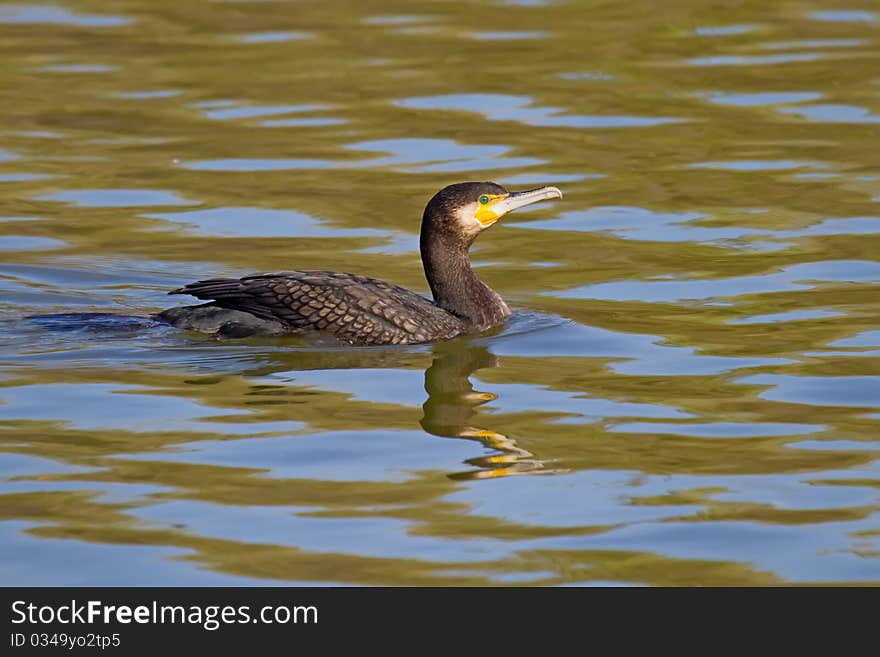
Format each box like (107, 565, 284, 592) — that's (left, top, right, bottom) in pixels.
(163, 270, 466, 345)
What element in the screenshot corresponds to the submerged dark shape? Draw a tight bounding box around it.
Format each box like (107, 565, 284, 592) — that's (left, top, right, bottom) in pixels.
(158, 182, 562, 345)
(27, 312, 163, 333)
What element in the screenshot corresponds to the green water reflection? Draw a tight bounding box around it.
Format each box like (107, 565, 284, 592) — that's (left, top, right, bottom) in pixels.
(0, 0, 878, 585)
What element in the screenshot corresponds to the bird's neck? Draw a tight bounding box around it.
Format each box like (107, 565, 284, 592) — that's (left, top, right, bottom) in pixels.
(420, 231, 510, 329)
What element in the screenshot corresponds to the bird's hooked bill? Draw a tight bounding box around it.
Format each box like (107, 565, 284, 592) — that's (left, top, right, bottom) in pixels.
(503, 186, 563, 211)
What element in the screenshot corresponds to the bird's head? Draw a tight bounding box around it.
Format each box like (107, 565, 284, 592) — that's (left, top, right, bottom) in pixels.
(422, 181, 563, 244)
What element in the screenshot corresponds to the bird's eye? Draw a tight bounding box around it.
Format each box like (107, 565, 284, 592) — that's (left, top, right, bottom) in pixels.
(479, 195, 490, 205)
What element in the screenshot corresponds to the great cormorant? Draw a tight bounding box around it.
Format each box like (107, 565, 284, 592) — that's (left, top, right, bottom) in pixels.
(157, 182, 562, 344)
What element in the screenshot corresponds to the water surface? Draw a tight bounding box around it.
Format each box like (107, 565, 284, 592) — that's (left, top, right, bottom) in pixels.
(0, 0, 878, 586)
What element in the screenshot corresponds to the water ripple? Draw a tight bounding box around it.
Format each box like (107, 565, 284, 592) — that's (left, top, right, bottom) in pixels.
(0, 383, 303, 434)
(693, 25, 757, 36)
(237, 31, 311, 43)
(608, 421, 825, 438)
(183, 137, 544, 172)
(141, 206, 398, 240)
(687, 53, 823, 67)
(469, 31, 548, 40)
(808, 11, 877, 23)
(700, 91, 823, 107)
(737, 374, 880, 407)
(555, 261, 880, 302)
(197, 102, 327, 121)
(396, 94, 683, 128)
(778, 104, 880, 124)
(34, 189, 199, 207)
(0, 4, 132, 27)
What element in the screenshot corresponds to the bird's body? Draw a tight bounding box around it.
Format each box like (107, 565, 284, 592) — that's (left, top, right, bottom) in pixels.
(157, 182, 562, 345)
(159, 270, 466, 344)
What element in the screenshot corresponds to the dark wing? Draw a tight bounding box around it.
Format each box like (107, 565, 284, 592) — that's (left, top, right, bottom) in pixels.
(169, 270, 464, 345)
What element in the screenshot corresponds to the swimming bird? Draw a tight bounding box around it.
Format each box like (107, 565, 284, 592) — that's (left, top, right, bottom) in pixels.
(157, 182, 562, 344)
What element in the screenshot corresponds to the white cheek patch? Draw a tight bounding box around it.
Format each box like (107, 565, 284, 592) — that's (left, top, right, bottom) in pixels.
(454, 203, 485, 236)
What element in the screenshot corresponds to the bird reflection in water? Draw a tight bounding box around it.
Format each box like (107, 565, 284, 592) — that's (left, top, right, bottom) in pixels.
(157, 337, 565, 480)
(25, 310, 563, 479)
(421, 342, 566, 480)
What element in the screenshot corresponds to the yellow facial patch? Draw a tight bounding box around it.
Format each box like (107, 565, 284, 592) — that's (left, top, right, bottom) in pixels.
(474, 194, 506, 226)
